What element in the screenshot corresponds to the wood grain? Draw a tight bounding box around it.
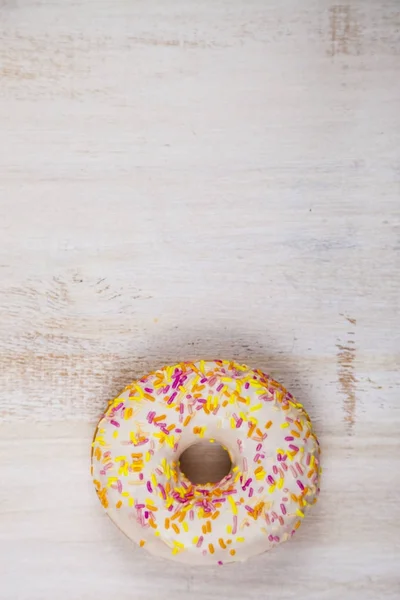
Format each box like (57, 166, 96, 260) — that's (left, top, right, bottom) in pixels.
(0, 0, 399, 599)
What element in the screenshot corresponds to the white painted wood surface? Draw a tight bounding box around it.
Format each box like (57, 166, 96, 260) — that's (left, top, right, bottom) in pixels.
(0, 0, 399, 598)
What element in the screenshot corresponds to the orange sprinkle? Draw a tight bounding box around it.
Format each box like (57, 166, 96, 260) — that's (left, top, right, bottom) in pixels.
(165, 518, 170, 529)
(211, 510, 220, 520)
(172, 523, 180, 534)
(295, 520, 302, 529)
(139, 540, 146, 547)
(144, 393, 155, 401)
(116, 500, 122, 509)
(291, 430, 300, 438)
(265, 420, 273, 429)
(202, 524, 207, 535)
(206, 520, 212, 533)
(148, 518, 157, 529)
(247, 422, 256, 438)
(218, 538, 226, 549)
(230, 549, 236, 556)
(208, 543, 215, 554)
(183, 416, 191, 427)
(222, 400, 228, 407)
(153, 414, 167, 423)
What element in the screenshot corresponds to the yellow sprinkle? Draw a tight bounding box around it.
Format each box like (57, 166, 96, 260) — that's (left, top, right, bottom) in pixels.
(113, 430, 119, 439)
(228, 495, 238, 515)
(280, 422, 289, 428)
(296, 509, 305, 518)
(182, 522, 189, 532)
(250, 403, 262, 412)
(277, 477, 284, 489)
(173, 540, 185, 549)
(226, 525, 232, 534)
(268, 484, 276, 493)
(236, 537, 245, 542)
(192, 536, 199, 545)
(145, 451, 151, 462)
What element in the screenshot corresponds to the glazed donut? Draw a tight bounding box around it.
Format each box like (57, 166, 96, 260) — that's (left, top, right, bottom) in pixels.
(91, 360, 321, 565)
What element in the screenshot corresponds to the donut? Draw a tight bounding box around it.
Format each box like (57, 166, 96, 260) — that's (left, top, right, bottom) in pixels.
(91, 360, 321, 565)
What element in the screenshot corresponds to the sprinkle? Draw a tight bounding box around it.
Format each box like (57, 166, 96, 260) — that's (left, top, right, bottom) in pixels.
(232, 515, 238, 534)
(228, 496, 238, 515)
(236, 537, 245, 542)
(218, 538, 226, 549)
(281, 423, 289, 428)
(296, 480, 305, 491)
(110, 420, 120, 428)
(208, 543, 215, 554)
(265, 420, 272, 429)
(280, 503, 286, 515)
(139, 540, 146, 547)
(172, 523, 180, 534)
(146, 481, 153, 493)
(196, 536, 204, 548)
(230, 549, 236, 556)
(296, 509, 305, 518)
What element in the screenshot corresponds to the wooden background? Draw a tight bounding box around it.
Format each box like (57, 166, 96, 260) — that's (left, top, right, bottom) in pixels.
(0, 1, 399, 598)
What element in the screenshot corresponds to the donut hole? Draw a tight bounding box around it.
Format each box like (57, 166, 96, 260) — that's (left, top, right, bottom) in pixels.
(178, 441, 232, 485)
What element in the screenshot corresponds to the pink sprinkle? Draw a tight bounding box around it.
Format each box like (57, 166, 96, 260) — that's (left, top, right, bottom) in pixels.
(218, 561, 223, 566)
(282, 454, 288, 462)
(267, 476, 275, 485)
(280, 503, 286, 514)
(273, 465, 278, 475)
(272, 511, 278, 519)
(277, 453, 282, 462)
(110, 420, 120, 428)
(144, 388, 154, 393)
(306, 453, 311, 466)
(268, 534, 274, 542)
(222, 489, 237, 496)
(139, 473, 144, 480)
(285, 436, 294, 441)
(167, 391, 178, 405)
(196, 536, 204, 548)
(256, 443, 262, 452)
(245, 382, 250, 389)
(249, 487, 254, 497)
(258, 486, 264, 493)
(216, 383, 224, 392)
(254, 453, 260, 462)
(175, 428, 182, 433)
(237, 440, 243, 453)
(289, 444, 299, 452)
(135, 504, 145, 509)
(147, 481, 153, 493)
(104, 462, 113, 471)
(232, 515, 238, 535)
(117, 480, 122, 494)
(297, 480, 305, 491)
(243, 458, 248, 472)
(189, 510, 194, 521)
(245, 505, 253, 513)
(163, 385, 170, 394)
(282, 462, 288, 471)
(296, 462, 304, 475)
(158, 484, 166, 499)
(232, 413, 239, 422)
(179, 403, 184, 414)
(236, 418, 243, 428)
(144, 511, 149, 519)
(274, 536, 280, 542)
(243, 478, 252, 489)
(290, 466, 298, 477)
